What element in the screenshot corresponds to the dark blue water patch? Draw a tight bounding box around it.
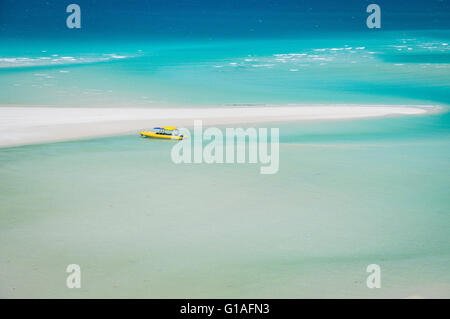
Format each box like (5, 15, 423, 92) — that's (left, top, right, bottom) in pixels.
(1, 0, 449, 38)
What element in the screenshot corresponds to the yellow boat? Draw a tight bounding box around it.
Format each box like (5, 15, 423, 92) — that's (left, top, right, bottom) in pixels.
(140, 127, 185, 140)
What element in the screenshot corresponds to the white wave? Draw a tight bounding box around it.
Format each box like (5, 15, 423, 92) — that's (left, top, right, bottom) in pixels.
(0, 54, 133, 68)
(252, 64, 274, 68)
(212, 45, 378, 71)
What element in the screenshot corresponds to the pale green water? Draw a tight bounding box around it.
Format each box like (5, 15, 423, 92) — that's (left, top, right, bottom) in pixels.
(1, 112, 449, 298)
(1, 21, 450, 298)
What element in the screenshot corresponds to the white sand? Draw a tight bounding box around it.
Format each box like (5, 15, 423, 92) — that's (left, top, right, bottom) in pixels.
(0, 105, 435, 147)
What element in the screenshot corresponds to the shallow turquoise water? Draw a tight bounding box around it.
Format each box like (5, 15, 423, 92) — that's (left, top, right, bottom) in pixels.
(0, 110, 449, 298)
(1, 30, 449, 106)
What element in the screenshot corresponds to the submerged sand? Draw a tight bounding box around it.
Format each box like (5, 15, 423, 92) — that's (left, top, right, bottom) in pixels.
(0, 104, 435, 147)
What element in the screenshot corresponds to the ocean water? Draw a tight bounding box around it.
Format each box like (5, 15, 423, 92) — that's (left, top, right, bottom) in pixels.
(1, 0, 450, 298)
(1, 30, 450, 106)
(1, 114, 449, 298)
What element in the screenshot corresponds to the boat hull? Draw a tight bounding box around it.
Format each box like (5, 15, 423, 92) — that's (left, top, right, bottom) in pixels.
(140, 131, 183, 140)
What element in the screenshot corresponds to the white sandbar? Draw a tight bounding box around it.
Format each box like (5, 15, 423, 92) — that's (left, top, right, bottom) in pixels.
(0, 104, 435, 147)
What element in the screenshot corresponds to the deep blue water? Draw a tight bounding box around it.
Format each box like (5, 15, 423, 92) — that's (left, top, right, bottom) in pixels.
(1, 0, 450, 39)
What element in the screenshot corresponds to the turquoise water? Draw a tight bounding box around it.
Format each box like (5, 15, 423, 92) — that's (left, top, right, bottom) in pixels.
(1, 15, 450, 297)
(1, 112, 449, 298)
(1, 30, 449, 106)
